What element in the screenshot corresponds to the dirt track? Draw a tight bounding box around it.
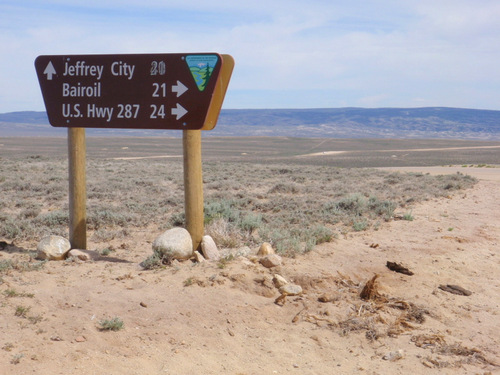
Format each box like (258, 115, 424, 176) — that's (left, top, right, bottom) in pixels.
(301, 145, 500, 157)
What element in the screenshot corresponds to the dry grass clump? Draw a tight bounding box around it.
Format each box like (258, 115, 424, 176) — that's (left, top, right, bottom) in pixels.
(0, 156, 477, 256)
(359, 274, 380, 300)
(295, 272, 432, 342)
(295, 272, 492, 370)
(412, 334, 493, 368)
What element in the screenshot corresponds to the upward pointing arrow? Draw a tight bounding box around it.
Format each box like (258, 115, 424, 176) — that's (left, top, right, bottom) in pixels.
(43, 62, 56, 80)
(172, 80, 188, 97)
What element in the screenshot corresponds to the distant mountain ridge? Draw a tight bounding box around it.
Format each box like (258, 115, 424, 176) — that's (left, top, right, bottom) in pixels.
(1, 107, 500, 140)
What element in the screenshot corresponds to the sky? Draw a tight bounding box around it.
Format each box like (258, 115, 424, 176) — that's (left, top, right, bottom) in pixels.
(1, 0, 500, 113)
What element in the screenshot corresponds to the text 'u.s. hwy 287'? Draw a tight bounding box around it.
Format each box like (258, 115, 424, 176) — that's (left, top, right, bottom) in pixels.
(35, 53, 223, 130)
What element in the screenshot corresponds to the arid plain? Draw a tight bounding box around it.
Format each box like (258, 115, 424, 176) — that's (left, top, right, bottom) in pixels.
(1, 136, 499, 374)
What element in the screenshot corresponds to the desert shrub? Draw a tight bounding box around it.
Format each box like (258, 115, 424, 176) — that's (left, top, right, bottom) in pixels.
(140, 251, 163, 270)
(86, 209, 136, 230)
(440, 174, 475, 191)
(140, 250, 174, 270)
(0, 218, 38, 240)
(205, 218, 241, 248)
(274, 235, 302, 256)
(91, 228, 128, 242)
(98, 317, 124, 331)
(204, 200, 240, 224)
(15, 305, 31, 318)
(353, 219, 369, 232)
(35, 211, 68, 226)
(403, 211, 414, 221)
(238, 213, 262, 233)
(18, 207, 41, 219)
(384, 173, 404, 185)
(335, 194, 366, 216)
(367, 197, 397, 220)
(0, 156, 478, 253)
(268, 183, 300, 194)
(169, 212, 185, 226)
(0, 259, 15, 273)
(0, 259, 46, 274)
(0, 219, 23, 239)
(273, 168, 293, 174)
(309, 225, 334, 245)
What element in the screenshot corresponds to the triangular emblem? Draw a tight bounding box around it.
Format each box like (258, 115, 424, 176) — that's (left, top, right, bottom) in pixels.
(186, 55, 219, 92)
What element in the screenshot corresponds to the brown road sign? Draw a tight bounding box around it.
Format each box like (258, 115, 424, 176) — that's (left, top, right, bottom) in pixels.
(35, 53, 230, 130)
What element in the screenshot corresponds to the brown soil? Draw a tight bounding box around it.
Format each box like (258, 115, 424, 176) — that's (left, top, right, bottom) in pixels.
(1, 170, 499, 374)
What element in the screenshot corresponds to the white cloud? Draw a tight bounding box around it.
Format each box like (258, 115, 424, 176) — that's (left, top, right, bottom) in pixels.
(1, 0, 500, 111)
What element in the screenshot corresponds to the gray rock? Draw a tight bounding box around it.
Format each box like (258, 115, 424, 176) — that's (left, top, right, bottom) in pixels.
(279, 284, 302, 296)
(259, 254, 282, 268)
(201, 235, 220, 261)
(36, 235, 71, 260)
(152, 227, 193, 260)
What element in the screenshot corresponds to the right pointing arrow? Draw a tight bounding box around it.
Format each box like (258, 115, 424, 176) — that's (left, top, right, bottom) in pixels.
(44, 62, 56, 80)
(172, 80, 188, 97)
(171, 103, 188, 120)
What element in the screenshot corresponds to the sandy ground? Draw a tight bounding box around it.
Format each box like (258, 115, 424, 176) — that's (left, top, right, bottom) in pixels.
(1, 168, 499, 374)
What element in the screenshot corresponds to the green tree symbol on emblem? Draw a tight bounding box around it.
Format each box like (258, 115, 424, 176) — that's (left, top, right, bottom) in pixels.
(186, 55, 218, 92)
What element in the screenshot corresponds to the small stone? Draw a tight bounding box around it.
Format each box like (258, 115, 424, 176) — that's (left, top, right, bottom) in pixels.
(201, 235, 220, 261)
(257, 242, 275, 256)
(75, 336, 86, 343)
(140, 302, 147, 308)
(279, 284, 302, 296)
(259, 254, 282, 268)
(36, 236, 71, 261)
(194, 251, 205, 263)
(273, 274, 288, 288)
(68, 249, 92, 261)
(318, 293, 340, 303)
(318, 294, 331, 302)
(382, 350, 404, 361)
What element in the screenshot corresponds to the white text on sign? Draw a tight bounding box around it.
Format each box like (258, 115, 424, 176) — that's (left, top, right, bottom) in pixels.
(61, 103, 187, 122)
(63, 60, 136, 80)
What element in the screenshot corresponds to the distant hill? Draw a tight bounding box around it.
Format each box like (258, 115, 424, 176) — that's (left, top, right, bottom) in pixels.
(1, 107, 500, 140)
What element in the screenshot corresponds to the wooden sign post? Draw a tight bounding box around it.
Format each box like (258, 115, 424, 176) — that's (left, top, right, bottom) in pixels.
(35, 53, 234, 251)
(67, 128, 87, 249)
(183, 130, 204, 251)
